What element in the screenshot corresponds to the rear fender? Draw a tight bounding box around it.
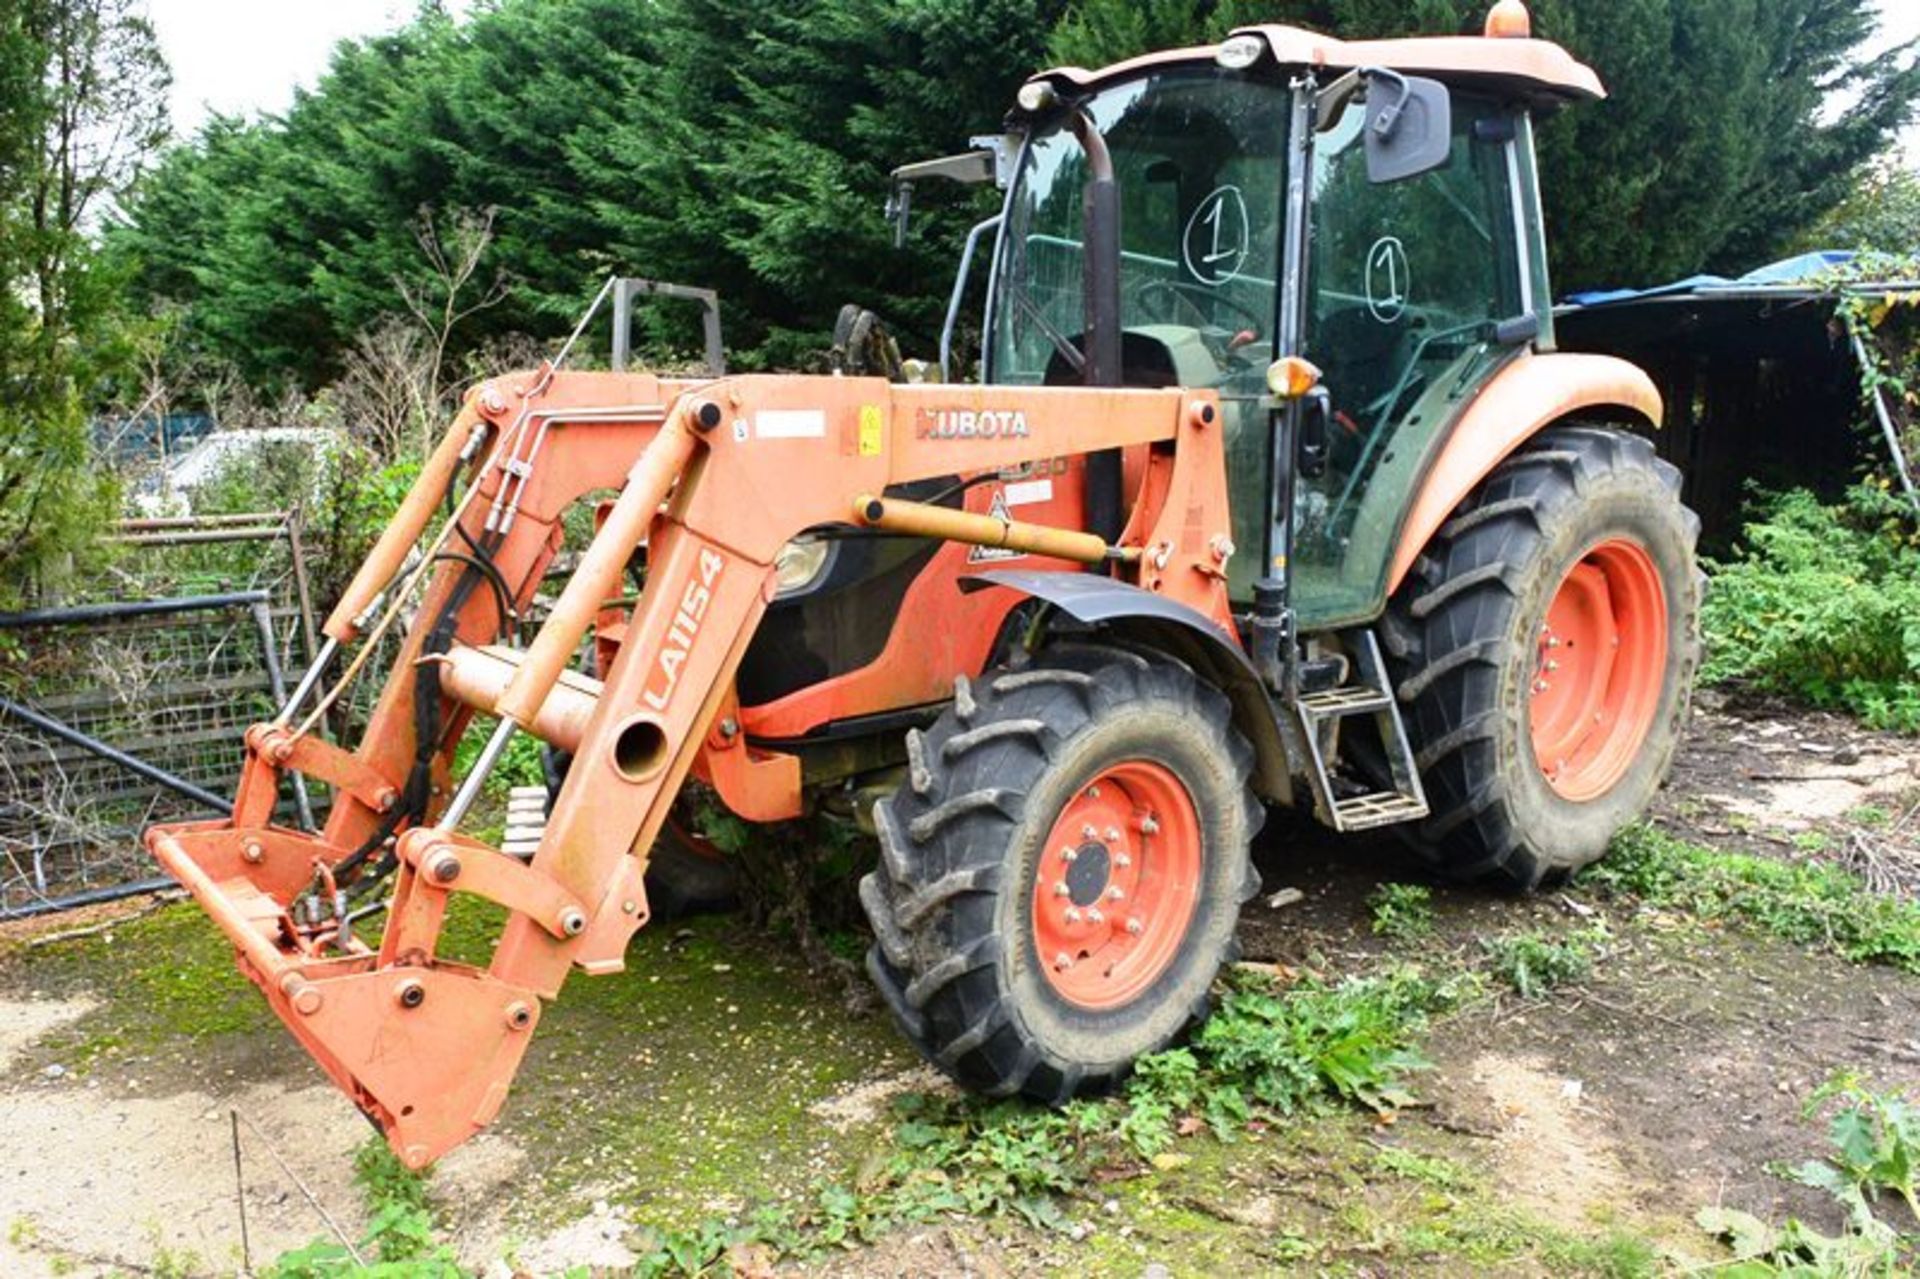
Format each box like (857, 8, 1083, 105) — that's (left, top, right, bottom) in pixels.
(1387, 352, 1662, 596)
(963, 569, 1293, 805)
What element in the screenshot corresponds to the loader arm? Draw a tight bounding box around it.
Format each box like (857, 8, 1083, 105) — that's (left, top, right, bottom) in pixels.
(147, 366, 1236, 1168)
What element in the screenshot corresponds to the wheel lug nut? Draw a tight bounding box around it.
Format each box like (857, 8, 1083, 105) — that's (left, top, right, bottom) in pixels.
(1547, 661, 1560, 672)
(1081, 824, 1097, 840)
(1061, 846, 1077, 863)
(1055, 952, 1073, 970)
(1114, 853, 1132, 869)
(1139, 815, 1159, 835)
(1087, 908, 1104, 925)
(1065, 908, 1082, 924)
(1107, 886, 1124, 901)
(1126, 918, 1143, 935)
(1533, 679, 1550, 693)
(1086, 785, 1101, 799)
(1054, 881, 1070, 897)
(1104, 827, 1121, 843)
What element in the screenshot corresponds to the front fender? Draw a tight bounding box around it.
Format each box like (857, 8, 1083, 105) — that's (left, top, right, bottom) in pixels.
(1387, 352, 1662, 596)
(962, 569, 1294, 805)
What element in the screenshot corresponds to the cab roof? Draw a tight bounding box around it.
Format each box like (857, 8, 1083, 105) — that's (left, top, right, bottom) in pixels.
(1032, 24, 1605, 109)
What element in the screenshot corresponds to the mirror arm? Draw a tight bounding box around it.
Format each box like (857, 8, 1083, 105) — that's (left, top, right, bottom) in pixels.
(1314, 69, 1365, 131)
(887, 181, 913, 248)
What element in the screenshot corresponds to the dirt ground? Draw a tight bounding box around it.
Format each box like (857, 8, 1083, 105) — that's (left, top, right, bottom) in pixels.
(1, 686, 1916, 1277)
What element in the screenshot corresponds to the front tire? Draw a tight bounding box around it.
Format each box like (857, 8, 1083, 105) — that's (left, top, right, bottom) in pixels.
(1384, 425, 1701, 889)
(861, 645, 1263, 1102)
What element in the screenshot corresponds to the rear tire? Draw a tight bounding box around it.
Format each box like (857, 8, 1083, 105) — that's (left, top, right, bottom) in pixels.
(1382, 425, 1700, 889)
(861, 645, 1263, 1102)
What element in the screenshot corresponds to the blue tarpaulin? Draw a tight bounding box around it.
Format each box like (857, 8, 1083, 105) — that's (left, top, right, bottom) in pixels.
(1564, 251, 1858, 307)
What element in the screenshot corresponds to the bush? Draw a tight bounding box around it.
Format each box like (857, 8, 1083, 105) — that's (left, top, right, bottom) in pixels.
(1702, 484, 1920, 731)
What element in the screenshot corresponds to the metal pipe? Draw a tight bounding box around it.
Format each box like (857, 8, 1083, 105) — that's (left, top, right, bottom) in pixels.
(0, 877, 177, 922)
(119, 512, 285, 531)
(1070, 111, 1124, 543)
(438, 715, 518, 832)
(433, 644, 601, 753)
(612, 278, 634, 372)
(275, 637, 338, 725)
(852, 493, 1130, 564)
(1851, 332, 1920, 516)
(0, 590, 270, 630)
(941, 216, 1003, 383)
(251, 602, 315, 831)
(0, 695, 234, 813)
(106, 528, 288, 547)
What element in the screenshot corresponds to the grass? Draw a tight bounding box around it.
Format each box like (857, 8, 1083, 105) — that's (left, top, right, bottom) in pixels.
(23, 812, 1918, 1274)
(1367, 882, 1436, 942)
(1577, 824, 1920, 974)
(233, 964, 1477, 1276)
(1481, 929, 1599, 999)
(0, 903, 277, 1074)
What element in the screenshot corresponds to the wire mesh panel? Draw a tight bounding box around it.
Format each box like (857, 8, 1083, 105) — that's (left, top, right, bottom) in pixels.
(0, 518, 318, 918)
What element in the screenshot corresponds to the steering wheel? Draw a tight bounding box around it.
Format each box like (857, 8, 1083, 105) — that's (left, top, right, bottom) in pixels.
(1138, 278, 1266, 336)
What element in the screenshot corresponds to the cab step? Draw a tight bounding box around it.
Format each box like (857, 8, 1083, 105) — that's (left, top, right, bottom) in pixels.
(1332, 792, 1429, 832)
(1292, 630, 1430, 835)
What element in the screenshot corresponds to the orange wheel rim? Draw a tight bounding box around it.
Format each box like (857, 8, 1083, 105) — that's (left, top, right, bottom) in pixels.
(1529, 538, 1667, 802)
(1030, 761, 1202, 1010)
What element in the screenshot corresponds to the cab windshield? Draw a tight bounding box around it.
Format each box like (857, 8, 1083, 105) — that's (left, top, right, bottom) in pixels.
(988, 71, 1290, 599)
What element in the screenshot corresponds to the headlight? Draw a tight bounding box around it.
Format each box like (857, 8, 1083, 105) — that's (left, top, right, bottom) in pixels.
(1016, 81, 1059, 113)
(1216, 35, 1265, 70)
(773, 536, 832, 596)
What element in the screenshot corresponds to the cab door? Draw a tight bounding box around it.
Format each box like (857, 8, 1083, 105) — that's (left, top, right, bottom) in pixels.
(1289, 93, 1538, 628)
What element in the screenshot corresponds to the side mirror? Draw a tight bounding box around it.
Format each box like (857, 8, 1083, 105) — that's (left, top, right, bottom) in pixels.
(886, 136, 1018, 247)
(1362, 70, 1452, 185)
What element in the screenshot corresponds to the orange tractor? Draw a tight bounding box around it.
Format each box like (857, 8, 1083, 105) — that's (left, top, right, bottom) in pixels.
(148, 2, 1697, 1169)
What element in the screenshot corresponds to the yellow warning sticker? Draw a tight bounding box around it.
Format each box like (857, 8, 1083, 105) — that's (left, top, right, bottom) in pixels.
(858, 405, 884, 457)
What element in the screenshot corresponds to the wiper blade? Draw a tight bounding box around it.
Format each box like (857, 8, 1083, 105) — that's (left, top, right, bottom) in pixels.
(1009, 280, 1086, 375)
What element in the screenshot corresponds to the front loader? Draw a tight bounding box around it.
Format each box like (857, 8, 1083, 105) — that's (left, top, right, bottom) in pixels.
(147, 2, 1699, 1169)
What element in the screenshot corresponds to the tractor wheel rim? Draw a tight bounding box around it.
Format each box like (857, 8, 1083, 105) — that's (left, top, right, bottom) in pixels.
(1030, 760, 1202, 1010)
(1528, 537, 1668, 802)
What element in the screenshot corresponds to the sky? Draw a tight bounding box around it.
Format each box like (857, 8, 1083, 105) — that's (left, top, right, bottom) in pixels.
(155, 0, 1920, 157)
(151, 0, 471, 136)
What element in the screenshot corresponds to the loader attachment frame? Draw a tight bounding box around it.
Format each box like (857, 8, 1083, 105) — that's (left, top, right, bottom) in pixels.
(148, 364, 1237, 1167)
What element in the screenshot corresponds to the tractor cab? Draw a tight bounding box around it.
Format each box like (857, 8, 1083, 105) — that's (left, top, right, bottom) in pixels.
(913, 8, 1601, 620)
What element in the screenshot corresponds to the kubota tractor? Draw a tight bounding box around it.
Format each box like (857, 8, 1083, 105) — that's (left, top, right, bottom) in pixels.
(147, 1, 1698, 1169)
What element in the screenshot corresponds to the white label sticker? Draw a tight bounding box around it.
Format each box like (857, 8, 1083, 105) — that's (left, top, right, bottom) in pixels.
(756, 409, 827, 439)
(969, 489, 1025, 564)
(1003, 478, 1054, 507)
